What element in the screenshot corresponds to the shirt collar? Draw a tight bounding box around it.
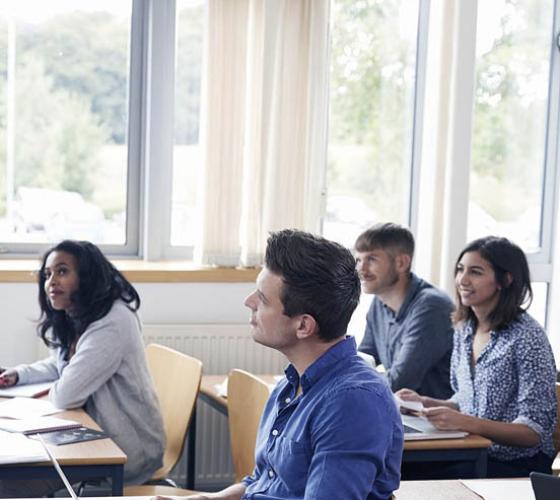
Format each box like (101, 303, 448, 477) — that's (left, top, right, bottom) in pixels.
(462, 318, 499, 340)
(284, 336, 357, 393)
(462, 320, 475, 340)
(395, 272, 421, 320)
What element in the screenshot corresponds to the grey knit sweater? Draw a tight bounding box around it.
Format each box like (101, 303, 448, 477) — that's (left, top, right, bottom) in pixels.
(15, 301, 165, 485)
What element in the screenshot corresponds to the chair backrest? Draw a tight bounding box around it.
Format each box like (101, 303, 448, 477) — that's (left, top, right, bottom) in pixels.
(553, 382, 560, 453)
(227, 369, 271, 481)
(145, 343, 203, 480)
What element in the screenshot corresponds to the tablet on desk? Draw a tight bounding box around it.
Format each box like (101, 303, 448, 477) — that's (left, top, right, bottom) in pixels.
(530, 472, 560, 500)
(402, 414, 468, 441)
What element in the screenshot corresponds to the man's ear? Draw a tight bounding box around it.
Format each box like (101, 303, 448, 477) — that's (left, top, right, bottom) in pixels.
(395, 253, 411, 274)
(295, 314, 318, 340)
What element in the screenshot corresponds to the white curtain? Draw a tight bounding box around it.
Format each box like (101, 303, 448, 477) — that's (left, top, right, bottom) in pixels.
(197, 0, 330, 266)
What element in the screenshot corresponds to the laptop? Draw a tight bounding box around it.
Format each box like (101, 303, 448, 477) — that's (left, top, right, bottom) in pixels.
(401, 414, 468, 441)
(530, 472, 560, 500)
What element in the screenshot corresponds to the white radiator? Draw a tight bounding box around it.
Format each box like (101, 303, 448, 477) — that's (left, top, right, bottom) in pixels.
(143, 323, 286, 489)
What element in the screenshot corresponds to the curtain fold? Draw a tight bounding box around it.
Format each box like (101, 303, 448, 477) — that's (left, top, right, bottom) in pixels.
(198, 0, 330, 267)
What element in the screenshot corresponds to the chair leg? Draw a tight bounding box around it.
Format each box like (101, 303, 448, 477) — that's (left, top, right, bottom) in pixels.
(77, 481, 88, 497)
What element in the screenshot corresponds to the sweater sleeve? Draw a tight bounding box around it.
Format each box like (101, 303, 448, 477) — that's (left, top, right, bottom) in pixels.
(15, 353, 60, 385)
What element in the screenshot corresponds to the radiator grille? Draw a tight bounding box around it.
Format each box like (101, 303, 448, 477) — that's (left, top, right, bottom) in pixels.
(143, 324, 286, 489)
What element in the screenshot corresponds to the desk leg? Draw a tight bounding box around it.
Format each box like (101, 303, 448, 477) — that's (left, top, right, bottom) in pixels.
(186, 404, 197, 490)
(473, 449, 488, 478)
(111, 465, 125, 496)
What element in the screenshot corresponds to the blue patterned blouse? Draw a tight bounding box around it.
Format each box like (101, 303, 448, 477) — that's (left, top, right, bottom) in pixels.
(450, 312, 557, 461)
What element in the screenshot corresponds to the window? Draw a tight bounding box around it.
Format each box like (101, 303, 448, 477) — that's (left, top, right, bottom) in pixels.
(466, 0, 560, 332)
(324, 0, 423, 248)
(468, 0, 556, 257)
(171, 0, 206, 249)
(0, 0, 133, 252)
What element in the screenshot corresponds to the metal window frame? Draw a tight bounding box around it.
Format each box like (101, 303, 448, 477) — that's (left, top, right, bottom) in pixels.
(408, 0, 431, 235)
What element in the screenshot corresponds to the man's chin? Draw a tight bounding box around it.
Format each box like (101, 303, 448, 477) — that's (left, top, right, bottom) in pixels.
(361, 284, 377, 295)
(251, 333, 273, 350)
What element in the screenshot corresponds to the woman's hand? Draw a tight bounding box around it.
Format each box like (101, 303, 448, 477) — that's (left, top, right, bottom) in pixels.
(0, 368, 19, 387)
(395, 388, 422, 402)
(423, 406, 472, 432)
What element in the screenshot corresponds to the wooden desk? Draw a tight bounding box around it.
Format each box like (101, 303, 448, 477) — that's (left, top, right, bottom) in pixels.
(0, 399, 126, 495)
(403, 433, 490, 478)
(197, 375, 491, 478)
(395, 478, 531, 500)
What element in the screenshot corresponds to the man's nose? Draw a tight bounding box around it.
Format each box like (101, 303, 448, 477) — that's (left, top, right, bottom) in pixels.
(244, 291, 257, 309)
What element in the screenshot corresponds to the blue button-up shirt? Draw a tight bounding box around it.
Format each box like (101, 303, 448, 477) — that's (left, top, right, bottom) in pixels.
(242, 336, 403, 499)
(450, 312, 557, 461)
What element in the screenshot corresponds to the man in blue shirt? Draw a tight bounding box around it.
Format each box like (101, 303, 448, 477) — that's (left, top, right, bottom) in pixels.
(171, 230, 403, 500)
(355, 223, 454, 400)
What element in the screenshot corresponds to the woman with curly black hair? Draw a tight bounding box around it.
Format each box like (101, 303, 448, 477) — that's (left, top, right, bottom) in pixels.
(0, 240, 164, 495)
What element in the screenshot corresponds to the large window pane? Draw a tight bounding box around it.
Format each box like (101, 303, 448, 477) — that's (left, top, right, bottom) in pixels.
(0, 1, 132, 245)
(468, 0, 554, 252)
(325, 0, 420, 248)
(171, 0, 206, 248)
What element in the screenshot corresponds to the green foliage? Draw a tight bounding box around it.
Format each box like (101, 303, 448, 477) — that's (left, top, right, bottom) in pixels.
(12, 57, 106, 197)
(19, 11, 129, 144)
(471, 0, 549, 222)
(175, 4, 205, 145)
(0, 10, 129, 219)
(328, 0, 415, 223)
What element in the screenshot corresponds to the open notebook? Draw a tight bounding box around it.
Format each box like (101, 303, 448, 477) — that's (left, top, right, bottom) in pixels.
(0, 430, 49, 464)
(0, 382, 54, 398)
(402, 414, 468, 441)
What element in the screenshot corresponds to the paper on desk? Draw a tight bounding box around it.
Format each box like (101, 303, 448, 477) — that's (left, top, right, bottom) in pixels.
(0, 381, 53, 398)
(393, 394, 424, 413)
(0, 430, 49, 464)
(460, 479, 533, 500)
(0, 397, 62, 419)
(0, 416, 80, 434)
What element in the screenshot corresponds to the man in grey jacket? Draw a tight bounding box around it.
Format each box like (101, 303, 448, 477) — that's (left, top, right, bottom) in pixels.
(355, 223, 454, 399)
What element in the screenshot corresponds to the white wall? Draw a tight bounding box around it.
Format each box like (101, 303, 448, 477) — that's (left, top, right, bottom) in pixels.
(0, 282, 255, 366)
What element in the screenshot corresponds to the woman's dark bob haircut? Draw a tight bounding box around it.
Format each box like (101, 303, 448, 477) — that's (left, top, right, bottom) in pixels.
(38, 240, 140, 350)
(452, 236, 532, 331)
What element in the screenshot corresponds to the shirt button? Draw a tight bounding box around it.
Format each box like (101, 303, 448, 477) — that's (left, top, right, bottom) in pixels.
(272, 429, 279, 436)
(285, 397, 291, 403)
(268, 469, 275, 478)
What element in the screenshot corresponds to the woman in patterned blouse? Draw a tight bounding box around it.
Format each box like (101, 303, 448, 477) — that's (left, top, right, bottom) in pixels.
(398, 236, 557, 477)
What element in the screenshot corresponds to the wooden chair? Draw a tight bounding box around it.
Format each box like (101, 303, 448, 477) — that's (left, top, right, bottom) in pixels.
(552, 382, 560, 476)
(227, 369, 271, 481)
(124, 344, 203, 495)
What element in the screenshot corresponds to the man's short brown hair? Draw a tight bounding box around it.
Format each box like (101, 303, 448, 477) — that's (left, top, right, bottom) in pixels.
(354, 223, 415, 259)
